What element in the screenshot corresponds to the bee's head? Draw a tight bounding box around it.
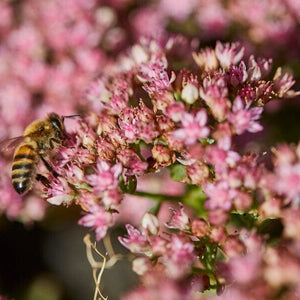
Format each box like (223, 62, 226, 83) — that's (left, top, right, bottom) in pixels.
(48, 113, 65, 140)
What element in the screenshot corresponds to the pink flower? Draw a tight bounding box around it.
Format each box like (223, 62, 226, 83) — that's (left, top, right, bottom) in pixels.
(117, 148, 148, 176)
(275, 163, 300, 200)
(165, 102, 185, 122)
(227, 62, 248, 87)
(150, 235, 168, 256)
(196, 0, 229, 38)
(207, 209, 229, 225)
(248, 56, 272, 79)
(199, 76, 231, 121)
(205, 145, 241, 175)
(118, 224, 149, 253)
(166, 203, 190, 231)
(86, 74, 132, 114)
(215, 41, 244, 69)
(85, 159, 122, 195)
(141, 212, 160, 235)
(227, 253, 261, 285)
(158, 0, 197, 22)
(192, 47, 218, 72)
(173, 110, 209, 145)
(131, 7, 165, 38)
(213, 122, 232, 150)
(273, 67, 299, 98)
(46, 177, 76, 206)
(164, 235, 195, 279)
(228, 96, 263, 135)
(118, 101, 158, 143)
(204, 180, 236, 211)
(78, 205, 114, 241)
(102, 188, 122, 209)
(132, 257, 152, 275)
(118, 107, 137, 142)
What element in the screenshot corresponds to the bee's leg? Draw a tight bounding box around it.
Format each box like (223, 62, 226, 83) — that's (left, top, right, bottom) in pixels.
(49, 137, 61, 149)
(39, 155, 59, 178)
(36, 174, 51, 188)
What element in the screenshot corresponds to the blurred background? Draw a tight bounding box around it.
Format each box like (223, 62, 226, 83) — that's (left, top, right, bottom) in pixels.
(0, 0, 299, 299)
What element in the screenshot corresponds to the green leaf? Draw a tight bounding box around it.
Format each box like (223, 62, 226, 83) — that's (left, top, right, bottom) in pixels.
(257, 218, 283, 242)
(174, 92, 181, 101)
(229, 211, 258, 229)
(119, 175, 137, 194)
(170, 164, 186, 181)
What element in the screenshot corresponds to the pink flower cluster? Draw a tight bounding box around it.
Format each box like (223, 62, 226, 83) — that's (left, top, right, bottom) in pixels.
(24, 38, 292, 236)
(0, 1, 299, 298)
(0, 18, 299, 297)
(0, 38, 292, 297)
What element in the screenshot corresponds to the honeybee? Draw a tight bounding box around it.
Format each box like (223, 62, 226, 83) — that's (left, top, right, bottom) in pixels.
(1, 113, 78, 195)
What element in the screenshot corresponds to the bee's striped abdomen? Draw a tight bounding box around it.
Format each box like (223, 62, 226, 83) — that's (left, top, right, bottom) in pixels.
(12, 143, 37, 194)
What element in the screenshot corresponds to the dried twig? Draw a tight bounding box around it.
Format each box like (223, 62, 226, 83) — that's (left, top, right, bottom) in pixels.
(83, 233, 135, 300)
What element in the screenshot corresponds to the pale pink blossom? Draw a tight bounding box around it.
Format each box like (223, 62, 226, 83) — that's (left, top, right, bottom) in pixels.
(199, 76, 231, 121)
(46, 177, 76, 206)
(141, 212, 160, 235)
(165, 102, 185, 122)
(275, 163, 300, 200)
(102, 189, 122, 208)
(117, 148, 148, 176)
(164, 235, 195, 279)
(196, 0, 229, 38)
(118, 224, 149, 253)
(227, 253, 261, 284)
(158, 0, 197, 22)
(166, 203, 190, 231)
(205, 145, 241, 175)
(273, 67, 300, 98)
(78, 205, 114, 241)
(228, 96, 263, 135)
(173, 110, 209, 145)
(85, 159, 122, 194)
(192, 47, 218, 72)
(132, 257, 152, 275)
(204, 180, 236, 211)
(215, 41, 244, 69)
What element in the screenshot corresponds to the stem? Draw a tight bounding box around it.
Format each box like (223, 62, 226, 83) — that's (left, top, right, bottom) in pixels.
(133, 190, 182, 202)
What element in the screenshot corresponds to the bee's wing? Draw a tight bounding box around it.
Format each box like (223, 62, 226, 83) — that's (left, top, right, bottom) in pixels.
(0, 136, 26, 155)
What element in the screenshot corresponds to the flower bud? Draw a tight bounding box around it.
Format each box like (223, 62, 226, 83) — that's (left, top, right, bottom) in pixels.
(132, 257, 151, 275)
(191, 218, 210, 238)
(152, 144, 175, 167)
(141, 212, 159, 235)
(181, 83, 199, 104)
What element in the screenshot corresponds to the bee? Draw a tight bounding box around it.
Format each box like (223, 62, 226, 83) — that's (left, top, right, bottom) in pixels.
(1, 113, 78, 195)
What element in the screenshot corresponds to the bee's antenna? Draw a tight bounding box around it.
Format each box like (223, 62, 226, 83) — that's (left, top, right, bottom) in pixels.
(62, 114, 81, 121)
